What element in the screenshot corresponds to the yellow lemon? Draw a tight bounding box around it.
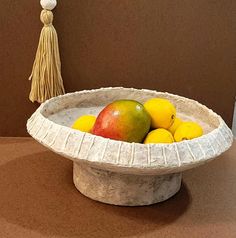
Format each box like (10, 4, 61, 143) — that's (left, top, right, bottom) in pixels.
(144, 128, 174, 144)
(144, 98, 176, 129)
(72, 115, 96, 133)
(174, 122, 203, 142)
(168, 117, 183, 135)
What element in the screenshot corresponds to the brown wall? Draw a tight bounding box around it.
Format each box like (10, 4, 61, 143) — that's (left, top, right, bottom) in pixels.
(0, 0, 235, 136)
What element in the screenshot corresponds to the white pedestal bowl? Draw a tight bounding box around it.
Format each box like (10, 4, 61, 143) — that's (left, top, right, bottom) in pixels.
(27, 87, 233, 206)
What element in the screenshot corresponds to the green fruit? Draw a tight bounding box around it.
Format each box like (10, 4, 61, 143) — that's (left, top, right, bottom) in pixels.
(92, 100, 151, 143)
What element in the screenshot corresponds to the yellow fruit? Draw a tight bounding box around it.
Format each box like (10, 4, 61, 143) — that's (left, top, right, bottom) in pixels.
(72, 115, 96, 133)
(174, 122, 203, 142)
(168, 117, 183, 135)
(143, 98, 176, 129)
(144, 128, 174, 144)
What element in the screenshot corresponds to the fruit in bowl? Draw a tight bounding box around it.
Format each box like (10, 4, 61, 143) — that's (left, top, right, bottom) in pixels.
(92, 100, 151, 143)
(144, 98, 176, 129)
(72, 97, 203, 144)
(144, 128, 174, 144)
(72, 115, 96, 133)
(174, 121, 203, 142)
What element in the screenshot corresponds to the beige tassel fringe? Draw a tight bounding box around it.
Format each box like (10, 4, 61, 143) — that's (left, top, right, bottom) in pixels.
(29, 9, 65, 103)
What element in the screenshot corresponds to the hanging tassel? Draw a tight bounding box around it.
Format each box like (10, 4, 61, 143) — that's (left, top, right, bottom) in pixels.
(29, 0, 65, 103)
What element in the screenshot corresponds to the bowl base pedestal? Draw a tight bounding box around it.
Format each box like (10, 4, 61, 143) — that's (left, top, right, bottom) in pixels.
(73, 162, 182, 206)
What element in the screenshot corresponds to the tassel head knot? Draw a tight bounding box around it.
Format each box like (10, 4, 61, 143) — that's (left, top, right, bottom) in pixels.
(40, 10, 53, 26)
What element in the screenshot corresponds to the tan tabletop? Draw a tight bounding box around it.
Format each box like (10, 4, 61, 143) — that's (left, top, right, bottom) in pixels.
(0, 137, 235, 238)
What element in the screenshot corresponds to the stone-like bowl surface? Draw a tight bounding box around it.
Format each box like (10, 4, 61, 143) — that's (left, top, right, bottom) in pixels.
(27, 87, 233, 175)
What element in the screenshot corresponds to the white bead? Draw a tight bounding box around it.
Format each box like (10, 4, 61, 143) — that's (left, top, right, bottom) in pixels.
(40, 0, 57, 10)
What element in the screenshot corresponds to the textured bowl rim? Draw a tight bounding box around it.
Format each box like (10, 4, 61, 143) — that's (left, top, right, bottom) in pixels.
(27, 87, 234, 175)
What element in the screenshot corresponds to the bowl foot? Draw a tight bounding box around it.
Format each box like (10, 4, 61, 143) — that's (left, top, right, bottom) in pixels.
(73, 162, 182, 206)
